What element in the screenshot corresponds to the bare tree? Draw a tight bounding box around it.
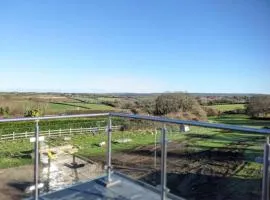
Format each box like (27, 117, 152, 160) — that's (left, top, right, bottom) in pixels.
(246, 95, 270, 118)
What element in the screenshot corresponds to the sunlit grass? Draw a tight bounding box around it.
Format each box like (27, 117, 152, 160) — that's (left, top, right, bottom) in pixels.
(207, 104, 245, 112)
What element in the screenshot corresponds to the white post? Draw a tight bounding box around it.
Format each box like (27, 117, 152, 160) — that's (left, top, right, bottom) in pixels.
(48, 129, 51, 137)
(70, 128, 72, 135)
(80, 127, 82, 134)
(59, 128, 61, 137)
(13, 132, 15, 140)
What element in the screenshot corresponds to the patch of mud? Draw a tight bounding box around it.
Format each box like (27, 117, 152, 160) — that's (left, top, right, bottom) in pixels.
(90, 141, 261, 200)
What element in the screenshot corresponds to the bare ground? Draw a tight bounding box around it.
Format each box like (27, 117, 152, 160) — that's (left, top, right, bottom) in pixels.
(0, 165, 33, 200)
(0, 155, 103, 200)
(0, 141, 262, 200)
(91, 141, 262, 200)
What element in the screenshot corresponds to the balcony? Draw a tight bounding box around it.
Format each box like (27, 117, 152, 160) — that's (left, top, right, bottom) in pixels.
(0, 113, 269, 200)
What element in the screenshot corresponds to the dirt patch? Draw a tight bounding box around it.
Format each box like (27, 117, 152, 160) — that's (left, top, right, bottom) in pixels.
(0, 165, 33, 200)
(89, 141, 261, 200)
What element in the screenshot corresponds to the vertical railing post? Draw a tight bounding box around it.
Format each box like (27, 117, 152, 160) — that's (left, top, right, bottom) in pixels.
(154, 129, 157, 169)
(106, 117, 112, 183)
(34, 120, 39, 200)
(161, 126, 167, 200)
(262, 137, 270, 200)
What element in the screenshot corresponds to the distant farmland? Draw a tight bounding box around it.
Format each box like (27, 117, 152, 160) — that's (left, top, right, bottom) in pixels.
(207, 104, 245, 112)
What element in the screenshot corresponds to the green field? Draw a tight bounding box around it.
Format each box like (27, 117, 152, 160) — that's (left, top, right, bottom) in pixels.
(210, 114, 270, 128)
(0, 94, 117, 117)
(207, 104, 245, 112)
(47, 102, 115, 113)
(0, 114, 267, 169)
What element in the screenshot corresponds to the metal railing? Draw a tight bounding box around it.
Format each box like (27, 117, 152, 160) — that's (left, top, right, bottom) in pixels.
(1, 112, 270, 200)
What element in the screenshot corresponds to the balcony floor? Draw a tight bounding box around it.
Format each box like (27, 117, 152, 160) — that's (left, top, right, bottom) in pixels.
(26, 172, 183, 200)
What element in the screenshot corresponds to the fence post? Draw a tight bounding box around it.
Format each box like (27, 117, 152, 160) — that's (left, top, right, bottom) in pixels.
(48, 129, 50, 137)
(262, 137, 270, 200)
(25, 131, 28, 138)
(161, 126, 167, 200)
(70, 128, 72, 135)
(13, 132, 15, 140)
(34, 120, 40, 200)
(80, 127, 82, 134)
(59, 128, 61, 137)
(104, 116, 120, 187)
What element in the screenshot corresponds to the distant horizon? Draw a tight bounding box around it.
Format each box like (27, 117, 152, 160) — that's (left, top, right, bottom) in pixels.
(0, 90, 269, 96)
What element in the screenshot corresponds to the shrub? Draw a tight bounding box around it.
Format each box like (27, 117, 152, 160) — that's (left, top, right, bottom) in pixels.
(203, 107, 220, 117)
(101, 100, 118, 107)
(24, 109, 40, 117)
(0, 106, 10, 116)
(0, 107, 4, 115)
(155, 93, 206, 117)
(137, 99, 156, 115)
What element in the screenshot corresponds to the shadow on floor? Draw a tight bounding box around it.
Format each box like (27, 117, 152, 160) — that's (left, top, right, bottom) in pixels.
(140, 171, 262, 200)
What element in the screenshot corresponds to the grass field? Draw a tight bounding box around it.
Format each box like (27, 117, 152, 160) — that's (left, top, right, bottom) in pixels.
(210, 114, 270, 128)
(207, 104, 245, 112)
(0, 114, 266, 168)
(47, 102, 115, 112)
(0, 94, 117, 117)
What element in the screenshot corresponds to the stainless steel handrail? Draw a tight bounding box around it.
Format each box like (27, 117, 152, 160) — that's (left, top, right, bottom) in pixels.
(111, 112, 270, 135)
(0, 113, 110, 123)
(1, 112, 270, 136)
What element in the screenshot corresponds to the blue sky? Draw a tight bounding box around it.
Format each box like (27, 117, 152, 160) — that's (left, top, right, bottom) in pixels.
(0, 0, 269, 93)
